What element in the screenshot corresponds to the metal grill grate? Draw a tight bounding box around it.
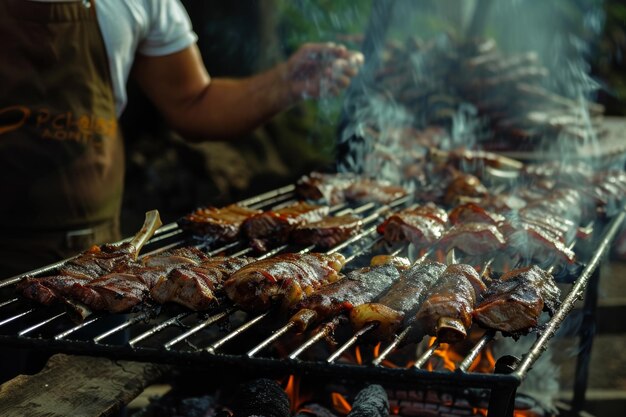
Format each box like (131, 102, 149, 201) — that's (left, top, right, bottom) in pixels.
(0, 184, 624, 416)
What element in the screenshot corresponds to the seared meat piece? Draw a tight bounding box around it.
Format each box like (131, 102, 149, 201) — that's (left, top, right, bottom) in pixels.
(242, 202, 329, 252)
(290, 263, 401, 332)
(518, 210, 576, 243)
(290, 214, 362, 249)
(448, 203, 505, 226)
(377, 204, 448, 249)
(444, 148, 523, 172)
(415, 264, 486, 343)
(474, 265, 560, 334)
(502, 221, 575, 266)
(178, 204, 262, 241)
(443, 173, 488, 206)
(295, 171, 355, 204)
(18, 243, 137, 305)
(350, 262, 446, 340)
(223, 253, 345, 311)
(150, 256, 254, 311)
(70, 273, 148, 313)
(438, 223, 506, 256)
(344, 179, 408, 204)
(18, 275, 92, 306)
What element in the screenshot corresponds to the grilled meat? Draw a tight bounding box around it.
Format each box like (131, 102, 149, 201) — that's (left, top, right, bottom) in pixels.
(295, 171, 356, 204)
(443, 173, 488, 206)
(448, 203, 505, 226)
(18, 243, 136, 305)
(290, 214, 362, 249)
(474, 265, 560, 334)
(223, 253, 345, 311)
(344, 179, 408, 204)
(242, 201, 329, 252)
(290, 263, 402, 332)
(350, 261, 447, 340)
(438, 223, 506, 256)
(415, 264, 486, 343)
(70, 273, 148, 313)
(377, 204, 448, 249)
(501, 221, 575, 266)
(178, 204, 262, 241)
(150, 256, 254, 310)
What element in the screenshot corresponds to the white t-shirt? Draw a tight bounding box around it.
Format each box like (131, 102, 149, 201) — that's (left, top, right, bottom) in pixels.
(28, 0, 199, 116)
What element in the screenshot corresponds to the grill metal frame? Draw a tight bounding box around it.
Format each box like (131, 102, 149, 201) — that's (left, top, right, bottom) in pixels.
(0, 185, 624, 417)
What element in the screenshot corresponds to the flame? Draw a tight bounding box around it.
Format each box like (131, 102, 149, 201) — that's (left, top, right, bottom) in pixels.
(284, 375, 300, 413)
(355, 346, 363, 365)
(373, 342, 381, 358)
(473, 408, 488, 416)
(331, 392, 352, 414)
(514, 411, 544, 417)
(390, 404, 400, 415)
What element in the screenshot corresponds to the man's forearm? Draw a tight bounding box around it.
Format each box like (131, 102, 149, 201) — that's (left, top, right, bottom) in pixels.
(175, 65, 296, 141)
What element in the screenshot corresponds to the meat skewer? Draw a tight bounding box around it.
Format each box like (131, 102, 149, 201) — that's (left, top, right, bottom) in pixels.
(349, 261, 447, 341)
(437, 223, 506, 257)
(414, 264, 487, 343)
(247, 261, 404, 357)
(290, 214, 363, 249)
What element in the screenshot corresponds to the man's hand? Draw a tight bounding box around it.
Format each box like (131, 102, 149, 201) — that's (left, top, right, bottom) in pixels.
(284, 42, 364, 101)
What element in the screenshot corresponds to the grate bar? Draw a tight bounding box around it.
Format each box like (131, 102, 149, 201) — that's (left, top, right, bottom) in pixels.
(55, 316, 101, 340)
(372, 326, 411, 366)
(414, 339, 440, 369)
(18, 312, 66, 336)
(164, 308, 235, 349)
(289, 322, 335, 360)
(239, 184, 295, 207)
(327, 322, 377, 363)
(457, 331, 495, 372)
(0, 309, 35, 327)
(247, 322, 296, 357)
(206, 312, 269, 354)
(127, 312, 191, 346)
(0, 298, 19, 309)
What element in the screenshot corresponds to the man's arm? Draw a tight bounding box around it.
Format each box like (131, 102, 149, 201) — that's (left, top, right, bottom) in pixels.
(132, 43, 363, 141)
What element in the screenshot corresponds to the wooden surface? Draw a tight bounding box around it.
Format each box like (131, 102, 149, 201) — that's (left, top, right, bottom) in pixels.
(0, 354, 171, 417)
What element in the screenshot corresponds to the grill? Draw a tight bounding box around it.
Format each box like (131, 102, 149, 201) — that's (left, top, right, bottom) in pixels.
(0, 184, 624, 416)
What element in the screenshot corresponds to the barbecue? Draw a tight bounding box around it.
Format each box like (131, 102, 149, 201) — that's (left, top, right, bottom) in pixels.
(290, 214, 363, 249)
(178, 204, 262, 243)
(377, 204, 448, 250)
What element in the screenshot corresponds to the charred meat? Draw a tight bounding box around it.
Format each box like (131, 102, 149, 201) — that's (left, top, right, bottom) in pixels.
(415, 264, 486, 343)
(438, 223, 506, 256)
(178, 204, 262, 241)
(295, 171, 356, 204)
(474, 265, 560, 334)
(290, 263, 402, 332)
(350, 261, 447, 341)
(448, 203, 505, 226)
(223, 253, 345, 311)
(242, 201, 329, 252)
(378, 204, 448, 249)
(150, 256, 255, 310)
(344, 179, 408, 204)
(290, 214, 362, 249)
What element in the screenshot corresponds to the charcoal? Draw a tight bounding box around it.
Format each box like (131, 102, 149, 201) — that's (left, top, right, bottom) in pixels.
(346, 385, 389, 417)
(230, 379, 290, 417)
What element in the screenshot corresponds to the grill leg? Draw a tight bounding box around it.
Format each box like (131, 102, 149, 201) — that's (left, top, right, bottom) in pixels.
(487, 385, 517, 417)
(571, 265, 601, 412)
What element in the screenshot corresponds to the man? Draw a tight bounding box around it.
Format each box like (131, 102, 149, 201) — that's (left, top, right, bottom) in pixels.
(0, 0, 363, 277)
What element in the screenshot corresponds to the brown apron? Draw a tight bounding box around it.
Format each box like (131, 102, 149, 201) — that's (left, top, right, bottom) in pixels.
(0, 0, 124, 277)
